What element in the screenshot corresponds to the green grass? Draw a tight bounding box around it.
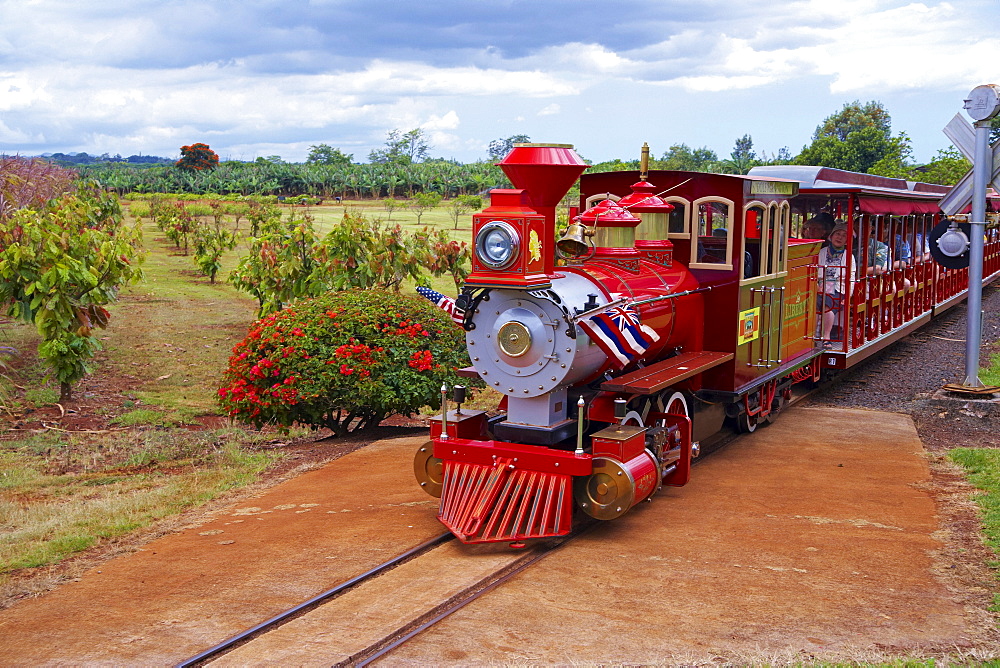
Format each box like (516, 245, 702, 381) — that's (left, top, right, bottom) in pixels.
(23, 387, 59, 406)
(948, 447, 1000, 612)
(981, 350, 1000, 387)
(0, 429, 280, 579)
(108, 407, 197, 428)
(298, 199, 474, 236)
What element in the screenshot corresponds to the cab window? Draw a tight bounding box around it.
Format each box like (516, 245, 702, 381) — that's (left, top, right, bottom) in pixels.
(692, 198, 734, 269)
(665, 198, 689, 236)
(743, 204, 768, 279)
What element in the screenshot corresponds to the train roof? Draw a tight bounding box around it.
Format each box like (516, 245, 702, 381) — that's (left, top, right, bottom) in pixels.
(746, 165, 949, 200)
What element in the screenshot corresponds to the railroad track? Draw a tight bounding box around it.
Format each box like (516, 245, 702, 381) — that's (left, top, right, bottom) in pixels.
(177, 525, 589, 666)
(176, 533, 453, 667)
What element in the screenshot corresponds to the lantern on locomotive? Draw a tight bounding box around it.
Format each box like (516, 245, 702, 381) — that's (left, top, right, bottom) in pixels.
(414, 143, 708, 545)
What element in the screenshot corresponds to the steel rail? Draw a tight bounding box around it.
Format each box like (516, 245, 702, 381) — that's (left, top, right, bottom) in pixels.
(343, 523, 594, 667)
(174, 532, 454, 667)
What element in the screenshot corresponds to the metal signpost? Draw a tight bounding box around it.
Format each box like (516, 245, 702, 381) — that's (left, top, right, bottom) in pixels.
(938, 84, 1000, 393)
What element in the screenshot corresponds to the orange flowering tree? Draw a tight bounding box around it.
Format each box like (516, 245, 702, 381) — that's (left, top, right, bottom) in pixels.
(176, 143, 220, 171)
(218, 289, 468, 435)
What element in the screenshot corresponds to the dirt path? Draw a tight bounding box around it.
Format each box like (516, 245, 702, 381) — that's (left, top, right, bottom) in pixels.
(1, 406, 995, 665)
(385, 407, 999, 665)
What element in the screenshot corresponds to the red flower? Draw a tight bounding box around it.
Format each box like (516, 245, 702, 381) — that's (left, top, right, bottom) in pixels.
(408, 350, 433, 372)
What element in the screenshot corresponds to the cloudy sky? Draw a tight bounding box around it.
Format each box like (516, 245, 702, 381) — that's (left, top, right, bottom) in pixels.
(0, 0, 997, 165)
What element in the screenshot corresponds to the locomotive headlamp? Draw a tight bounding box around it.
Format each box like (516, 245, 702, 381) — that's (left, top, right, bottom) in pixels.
(475, 220, 520, 269)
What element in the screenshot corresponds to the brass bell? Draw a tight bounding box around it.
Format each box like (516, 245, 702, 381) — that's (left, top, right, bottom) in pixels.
(557, 221, 593, 256)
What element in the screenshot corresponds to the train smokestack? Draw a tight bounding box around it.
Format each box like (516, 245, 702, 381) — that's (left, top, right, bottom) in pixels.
(499, 144, 587, 273)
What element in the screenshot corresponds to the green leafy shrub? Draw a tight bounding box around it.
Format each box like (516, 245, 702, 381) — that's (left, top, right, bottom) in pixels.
(192, 218, 238, 283)
(0, 184, 144, 400)
(218, 290, 468, 435)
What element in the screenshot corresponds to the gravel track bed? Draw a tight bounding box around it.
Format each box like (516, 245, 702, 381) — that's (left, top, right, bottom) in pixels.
(805, 283, 1000, 451)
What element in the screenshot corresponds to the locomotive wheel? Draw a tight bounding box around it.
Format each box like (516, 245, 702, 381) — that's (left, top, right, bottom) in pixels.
(663, 391, 689, 418)
(574, 457, 635, 520)
(626, 390, 689, 428)
(735, 391, 758, 433)
(736, 411, 758, 433)
(413, 440, 444, 498)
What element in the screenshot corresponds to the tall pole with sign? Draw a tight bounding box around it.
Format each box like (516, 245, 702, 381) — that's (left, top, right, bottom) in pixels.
(939, 84, 1000, 392)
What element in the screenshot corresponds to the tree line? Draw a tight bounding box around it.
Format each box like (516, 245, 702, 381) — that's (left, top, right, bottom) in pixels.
(40, 100, 990, 198)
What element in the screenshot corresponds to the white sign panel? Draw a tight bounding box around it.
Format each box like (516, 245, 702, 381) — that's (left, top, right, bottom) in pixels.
(939, 114, 1000, 215)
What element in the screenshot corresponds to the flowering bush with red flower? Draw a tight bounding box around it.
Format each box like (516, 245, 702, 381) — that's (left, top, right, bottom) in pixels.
(218, 289, 468, 435)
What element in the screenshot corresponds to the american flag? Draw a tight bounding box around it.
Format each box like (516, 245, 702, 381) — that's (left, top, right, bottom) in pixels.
(578, 303, 659, 368)
(416, 286, 465, 326)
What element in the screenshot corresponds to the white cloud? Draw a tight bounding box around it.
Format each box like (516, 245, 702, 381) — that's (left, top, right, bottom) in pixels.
(608, 1, 998, 96)
(0, 0, 996, 162)
(423, 110, 461, 130)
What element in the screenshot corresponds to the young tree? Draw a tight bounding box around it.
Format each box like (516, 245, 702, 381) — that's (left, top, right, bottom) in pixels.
(176, 143, 219, 171)
(229, 211, 327, 316)
(421, 228, 471, 289)
(0, 157, 77, 220)
(0, 185, 144, 400)
(411, 191, 442, 224)
(321, 214, 426, 292)
(192, 217, 238, 283)
(449, 194, 483, 230)
(368, 128, 430, 165)
(306, 144, 353, 165)
(382, 197, 405, 222)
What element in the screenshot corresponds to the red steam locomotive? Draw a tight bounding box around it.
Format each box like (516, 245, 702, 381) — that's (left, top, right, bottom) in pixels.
(413, 143, 1000, 545)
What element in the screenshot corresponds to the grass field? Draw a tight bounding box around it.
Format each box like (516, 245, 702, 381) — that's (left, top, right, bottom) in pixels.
(0, 196, 476, 588)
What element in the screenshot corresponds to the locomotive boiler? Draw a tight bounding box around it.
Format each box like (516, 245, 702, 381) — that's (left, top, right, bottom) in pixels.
(414, 142, 997, 546)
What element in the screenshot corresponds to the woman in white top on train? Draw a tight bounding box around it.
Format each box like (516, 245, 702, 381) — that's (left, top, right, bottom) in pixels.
(817, 222, 856, 350)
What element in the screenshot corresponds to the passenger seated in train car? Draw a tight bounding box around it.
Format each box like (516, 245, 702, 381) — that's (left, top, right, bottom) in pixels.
(852, 220, 889, 276)
(894, 218, 931, 265)
(800, 212, 835, 241)
(817, 222, 856, 350)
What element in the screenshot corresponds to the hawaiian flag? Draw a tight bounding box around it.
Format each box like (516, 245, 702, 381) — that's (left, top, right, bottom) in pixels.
(578, 303, 659, 368)
(416, 286, 465, 326)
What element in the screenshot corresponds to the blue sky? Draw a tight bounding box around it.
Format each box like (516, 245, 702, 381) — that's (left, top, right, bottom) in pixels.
(0, 0, 997, 164)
